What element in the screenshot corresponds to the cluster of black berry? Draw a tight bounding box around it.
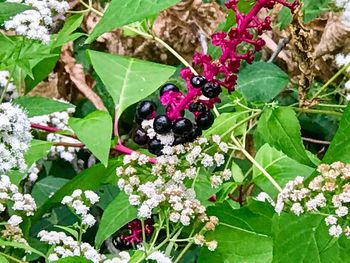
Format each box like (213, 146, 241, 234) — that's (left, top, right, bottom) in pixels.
(133, 76, 222, 156)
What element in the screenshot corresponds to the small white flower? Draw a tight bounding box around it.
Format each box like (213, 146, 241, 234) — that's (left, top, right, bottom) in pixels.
(206, 240, 218, 251)
(290, 203, 304, 216)
(329, 224, 343, 237)
(335, 206, 349, 217)
(147, 251, 172, 263)
(82, 214, 96, 227)
(8, 215, 23, 226)
(84, 190, 99, 205)
(325, 215, 338, 226)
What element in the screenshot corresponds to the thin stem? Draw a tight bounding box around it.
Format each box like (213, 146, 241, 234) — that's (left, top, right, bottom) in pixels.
(317, 103, 347, 109)
(231, 135, 282, 192)
(292, 107, 343, 117)
(141, 219, 147, 251)
(302, 137, 330, 145)
(311, 63, 350, 100)
(173, 240, 194, 263)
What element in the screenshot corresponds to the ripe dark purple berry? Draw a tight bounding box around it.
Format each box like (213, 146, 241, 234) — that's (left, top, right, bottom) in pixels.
(133, 128, 149, 145)
(172, 118, 193, 136)
(159, 83, 179, 96)
(148, 138, 163, 156)
(188, 125, 202, 142)
(201, 82, 222, 98)
(188, 102, 206, 113)
(196, 110, 214, 130)
(153, 115, 172, 134)
(136, 100, 156, 120)
(190, 76, 207, 88)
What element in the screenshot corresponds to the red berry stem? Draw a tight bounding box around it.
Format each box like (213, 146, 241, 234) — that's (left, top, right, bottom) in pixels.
(164, 0, 298, 121)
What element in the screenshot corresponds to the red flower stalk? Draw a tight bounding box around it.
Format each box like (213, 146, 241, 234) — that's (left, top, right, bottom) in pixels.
(119, 219, 153, 245)
(163, 0, 298, 121)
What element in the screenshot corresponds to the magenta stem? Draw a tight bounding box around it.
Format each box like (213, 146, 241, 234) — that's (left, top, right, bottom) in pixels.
(30, 123, 61, 133)
(114, 143, 157, 164)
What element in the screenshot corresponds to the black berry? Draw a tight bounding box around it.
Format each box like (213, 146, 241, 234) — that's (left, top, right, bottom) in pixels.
(153, 115, 172, 134)
(188, 102, 206, 113)
(148, 138, 163, 156)
(201, 82, 222, 98)
(136, 100, 156, 120)
(172, 118, 193, 136)
(159, 83, 179, 96)
(196, 110, 214, 130)
(190, 76, 207, 88)
(188, 125, 202, 142)
(133, 128, 149, 145)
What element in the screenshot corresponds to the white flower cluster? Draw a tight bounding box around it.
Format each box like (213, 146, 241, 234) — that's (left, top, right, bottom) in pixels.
(38, 230, 131, 263)
(61, 189, 99, 228)
(0, 175, 37, 244)
(0, 71, 17, 102)
(30, 105, 84, 164)
(146, 251, 172, 263)
(38, 230, 106, 262)
(335, 0, 350, 26)
(275, 162, 350, 238)
(4, 0, 70, 43)
(335, 53, 350, 101)
(116, 135, 231, 227)
(0, 102, 32, 174)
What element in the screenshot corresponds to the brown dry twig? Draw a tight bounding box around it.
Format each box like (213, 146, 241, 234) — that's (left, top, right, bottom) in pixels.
(60, 43, 107, 111)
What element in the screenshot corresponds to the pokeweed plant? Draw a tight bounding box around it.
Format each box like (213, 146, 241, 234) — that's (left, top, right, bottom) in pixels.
(1, 0, 350, 262)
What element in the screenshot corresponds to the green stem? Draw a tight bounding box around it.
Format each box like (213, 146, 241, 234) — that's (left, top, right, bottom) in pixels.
(231, 135, 282, 192)
(292, 107, 343, 117)
(173, 240, 194, 263)
(315, 103, 347, 108)
(311, 63, 350, 100)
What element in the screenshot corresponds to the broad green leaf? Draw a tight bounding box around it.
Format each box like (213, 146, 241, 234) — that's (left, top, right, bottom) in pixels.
(86, 0, 180, 43)
(0, 255, 9, 263)
(236, 62, 289, 102)
(32, 160, 120, 224)
(54, 225, 79, 240)
(0, 3, 31, 24)
(194, 168, 219, 207)
(323, 104, 350, 163)
(255, 107, 313, 166)
(53, 257, 91, 263)
(53, 14, 84, 48)
(277, 7, 292, 29)
(272, 213, 350, 263)
(204, 111, 247, 139)
(95, 192, 137, 248)
(303, 0, 329, 23)
(231, 160, 244, 183)
(69, 110, 112, 166)
(253, 144, 315, 198)
(7, 170, 25, 186)
(25, 139, 53, 166)
(32, 176, 69, 207)
(198, 201, 274, 263)
(13, 96, 74, 117)
(87, 50, 176, 116)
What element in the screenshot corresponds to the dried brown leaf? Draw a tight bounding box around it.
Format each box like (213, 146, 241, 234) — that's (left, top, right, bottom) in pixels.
(60, 43, 107, 111)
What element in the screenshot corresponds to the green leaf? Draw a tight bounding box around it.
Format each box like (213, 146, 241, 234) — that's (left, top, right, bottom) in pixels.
(0, 3, 31, 24)
(231, 160, 244, 183)
(0, 255, 9, 263)
(53, 14, 85, 48)
(53, 257, 91, 263)
(32, 160, 120, 224)
(13, 96, 74, 117)
(323, 104, 350, 163)
(69, 111, 112, 166)
(277, 7, 292, 29)
(32, 176, 69, 207)
(272, 213, 350, 263)
(255, 107, 313, 166)
(236, 62, 289, 102)
(253, 144, 314, 198)
(54, 225, 79, 240)
(0, 239, 45, 257)
(86, 0, 180, 43)
(87, 50, 176, 116)
(302, 0, 329, 23)
(204, 111, 247, 139)
(194, 168, 218, 207)
(198, 200, 274, 263)
(95, 192, 137, 248)
(25, 139, 53, 166)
